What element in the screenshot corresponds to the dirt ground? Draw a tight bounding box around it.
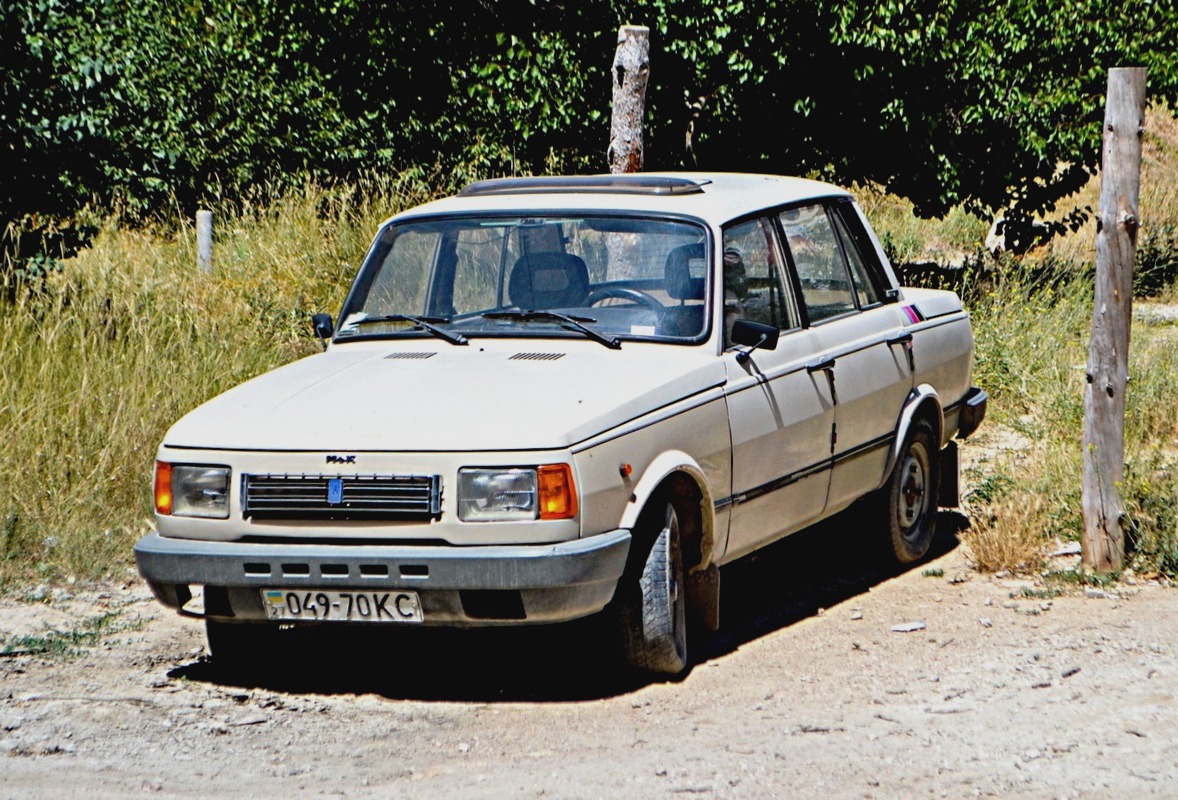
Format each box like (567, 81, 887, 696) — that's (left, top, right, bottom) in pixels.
(3, 505, 1176, 800)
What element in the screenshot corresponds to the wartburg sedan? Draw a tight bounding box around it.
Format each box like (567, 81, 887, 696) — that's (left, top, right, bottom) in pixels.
(135, 173, 986, 676)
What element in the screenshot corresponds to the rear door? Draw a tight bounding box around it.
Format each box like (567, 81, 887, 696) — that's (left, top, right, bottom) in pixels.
(778, 201, 914, 515)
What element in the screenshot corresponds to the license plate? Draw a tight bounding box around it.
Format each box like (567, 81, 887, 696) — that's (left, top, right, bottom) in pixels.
(261, 589, 423, 623)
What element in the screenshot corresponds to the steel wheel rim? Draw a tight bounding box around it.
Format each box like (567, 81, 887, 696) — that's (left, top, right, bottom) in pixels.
(897, 442, 929, 539)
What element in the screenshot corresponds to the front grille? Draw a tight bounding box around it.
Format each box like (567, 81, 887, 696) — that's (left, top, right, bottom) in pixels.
(242, 473, 442, 521)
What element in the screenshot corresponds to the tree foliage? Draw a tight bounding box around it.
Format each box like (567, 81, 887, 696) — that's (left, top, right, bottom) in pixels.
(3, 0, 1178, 273)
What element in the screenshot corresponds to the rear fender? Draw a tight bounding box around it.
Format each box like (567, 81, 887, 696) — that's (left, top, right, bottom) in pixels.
(882, 385, 944, 486)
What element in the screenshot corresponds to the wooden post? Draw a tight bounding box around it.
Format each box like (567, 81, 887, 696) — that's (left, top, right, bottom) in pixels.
(1081, 67, 1147, 573)
(196, 210, 213, 275)
(608, 25, 650, 174)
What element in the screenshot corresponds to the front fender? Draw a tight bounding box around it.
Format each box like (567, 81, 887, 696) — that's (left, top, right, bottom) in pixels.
(620, 450, 716, 570)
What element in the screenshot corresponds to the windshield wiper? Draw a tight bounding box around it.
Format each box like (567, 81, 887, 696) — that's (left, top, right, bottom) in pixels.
(481, 310, 621, 350)
(350, 314, 468, 346)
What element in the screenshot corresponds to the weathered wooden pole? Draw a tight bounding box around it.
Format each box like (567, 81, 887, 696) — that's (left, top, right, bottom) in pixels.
(608, 25, 650, 174)
(196, 209, 213, 275)
(1081, 67, 1147, 573)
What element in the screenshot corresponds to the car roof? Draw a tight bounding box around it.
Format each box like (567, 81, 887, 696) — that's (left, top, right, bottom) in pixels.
(385, 173, 853, 227)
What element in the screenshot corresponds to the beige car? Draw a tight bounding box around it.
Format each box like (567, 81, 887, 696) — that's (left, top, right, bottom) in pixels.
(135, 173, 986, 676)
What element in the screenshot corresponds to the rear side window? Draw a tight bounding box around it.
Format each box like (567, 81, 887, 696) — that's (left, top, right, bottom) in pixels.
(831, 210, 881, 308)
(778, 205, 855, 323)
(830, 202, 889, 307)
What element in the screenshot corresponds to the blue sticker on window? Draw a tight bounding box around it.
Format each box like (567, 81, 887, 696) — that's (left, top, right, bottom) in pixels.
(327, 478, 344, 505)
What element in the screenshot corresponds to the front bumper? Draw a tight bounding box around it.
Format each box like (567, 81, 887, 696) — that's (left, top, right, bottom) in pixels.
(134, 529, 631, 626)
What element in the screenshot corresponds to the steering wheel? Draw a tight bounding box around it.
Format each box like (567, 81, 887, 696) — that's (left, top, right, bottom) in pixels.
(585, 286, 664, 313)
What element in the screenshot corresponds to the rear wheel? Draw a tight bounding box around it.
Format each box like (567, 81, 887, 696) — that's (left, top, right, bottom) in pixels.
(881, 417, 939, 564)
(617, 493, 689, 676)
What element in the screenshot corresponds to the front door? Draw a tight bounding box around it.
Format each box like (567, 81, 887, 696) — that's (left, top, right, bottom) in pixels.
(719, 218, 835, 563)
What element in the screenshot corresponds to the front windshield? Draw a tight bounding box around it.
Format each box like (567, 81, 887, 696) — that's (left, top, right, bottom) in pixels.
(335, 215, 710, 344)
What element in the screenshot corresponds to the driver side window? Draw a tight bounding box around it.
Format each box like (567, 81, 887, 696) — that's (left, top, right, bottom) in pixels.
(721, 218, 798, 345)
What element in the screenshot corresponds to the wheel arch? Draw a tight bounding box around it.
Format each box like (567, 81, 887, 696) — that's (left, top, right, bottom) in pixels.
(620, 452, 715, 576)
(883, 385, 944, 485)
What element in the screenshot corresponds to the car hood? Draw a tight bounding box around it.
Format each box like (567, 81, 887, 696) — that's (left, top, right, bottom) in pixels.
(163, 341, 726, 452)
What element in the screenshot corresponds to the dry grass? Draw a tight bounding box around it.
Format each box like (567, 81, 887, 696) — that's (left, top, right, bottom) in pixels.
(0, 174, 436, 585)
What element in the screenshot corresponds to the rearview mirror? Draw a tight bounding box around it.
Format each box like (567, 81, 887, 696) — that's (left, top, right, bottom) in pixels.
(730, 319, 779, 364)
(311, 313, 334, 349)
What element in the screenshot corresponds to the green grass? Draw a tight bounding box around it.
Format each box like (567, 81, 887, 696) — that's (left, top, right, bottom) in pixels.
(1014, 586, 1064, 600)
(1, 609, 140, 659)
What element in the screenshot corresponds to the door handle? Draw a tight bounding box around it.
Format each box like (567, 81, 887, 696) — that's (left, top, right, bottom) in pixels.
(806, 358, 838, 404)
(806, 357, 836, 374)
(887, 332, 916, 372)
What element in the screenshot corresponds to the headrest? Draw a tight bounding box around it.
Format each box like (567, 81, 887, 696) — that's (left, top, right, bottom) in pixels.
(664, 242, 706, 301)
(508, 252, 590, 310)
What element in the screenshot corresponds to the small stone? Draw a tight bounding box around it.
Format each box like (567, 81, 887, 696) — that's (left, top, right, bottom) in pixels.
(891, 621, 926, 633)
(1002, 601, 1019, 610)
(655, 768, 668, 777)
(850, 610, 863, 621)
(1085, 588, 1107, 599)
(983, 598, 993, 606)
(979, 618, 993, 628)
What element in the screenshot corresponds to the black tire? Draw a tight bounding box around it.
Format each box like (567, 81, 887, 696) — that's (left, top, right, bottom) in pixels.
(617, 494, 689, 676)
(881, 417, 939, 564)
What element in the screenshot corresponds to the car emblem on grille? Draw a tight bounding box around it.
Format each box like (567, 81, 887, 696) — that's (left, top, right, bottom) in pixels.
(326, 454, 356, 464)
(327, 478, 344, 505)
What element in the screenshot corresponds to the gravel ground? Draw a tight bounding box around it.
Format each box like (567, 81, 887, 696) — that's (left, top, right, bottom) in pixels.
(3, 515, 1176, 800)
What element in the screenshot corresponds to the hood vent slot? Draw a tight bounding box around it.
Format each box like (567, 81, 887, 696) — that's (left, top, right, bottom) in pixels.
(384, 352, 437, 360)
(510, 352, 565, 361)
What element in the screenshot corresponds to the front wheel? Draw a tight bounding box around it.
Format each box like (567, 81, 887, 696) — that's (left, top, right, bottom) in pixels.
(616, 495, 689, 676)
(881, 417, 939, 564)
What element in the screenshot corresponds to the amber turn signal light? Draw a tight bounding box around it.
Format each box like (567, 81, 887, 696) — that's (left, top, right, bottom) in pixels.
(154, 461, 173, 515)
(537, 464, 577, 520)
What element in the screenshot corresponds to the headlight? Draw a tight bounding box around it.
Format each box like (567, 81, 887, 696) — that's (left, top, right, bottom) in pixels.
(156, 462, 231, 519)
(458, 465, 577, 522)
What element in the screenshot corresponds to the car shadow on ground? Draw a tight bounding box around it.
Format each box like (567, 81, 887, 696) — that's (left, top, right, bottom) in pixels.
(167, 508, 968, 702)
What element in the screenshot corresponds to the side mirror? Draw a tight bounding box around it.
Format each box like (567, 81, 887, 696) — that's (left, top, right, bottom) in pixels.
(311, 313, 335, 350)
(730, 319, 779, 364)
